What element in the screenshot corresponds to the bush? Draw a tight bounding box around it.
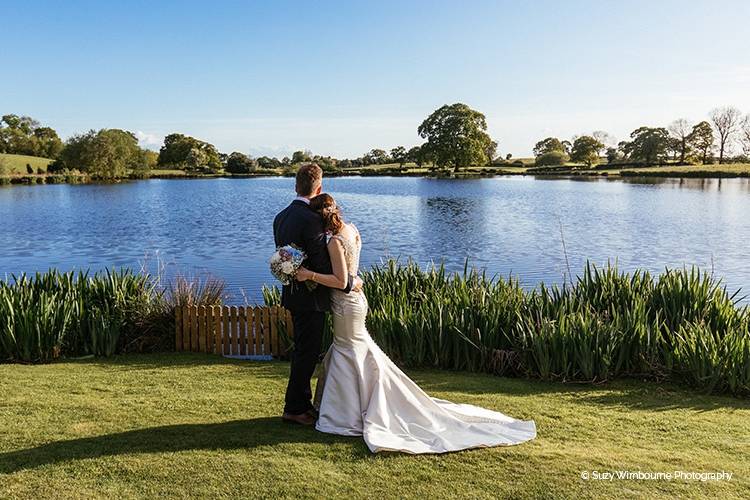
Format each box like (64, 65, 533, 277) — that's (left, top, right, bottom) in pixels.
(535, 151, 569, 166)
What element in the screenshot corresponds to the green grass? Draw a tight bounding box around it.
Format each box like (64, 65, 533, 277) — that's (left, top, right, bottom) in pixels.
(620, 163, 750, 178)
(0, 153, 54, 175)
(0, 354, 747, 499)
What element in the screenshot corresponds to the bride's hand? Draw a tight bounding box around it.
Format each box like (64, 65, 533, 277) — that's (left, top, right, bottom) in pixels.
(296, 266, 313, 282)
(353, 276, 364, 292)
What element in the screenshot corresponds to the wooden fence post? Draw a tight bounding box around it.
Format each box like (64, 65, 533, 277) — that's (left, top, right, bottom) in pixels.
(175, 306, 183, 352)
(239, 306, 247, 355)
(211, 306, 221, 355)
(198, 306, 206, 352)
(270, 306, 279, 356)
(182, 305, 191, 352)
(222, 305, 230, 355)
(251, 306, 261, 355)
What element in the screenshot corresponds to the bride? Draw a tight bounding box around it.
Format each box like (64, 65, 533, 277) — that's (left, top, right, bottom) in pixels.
(295, 193, 536, 454)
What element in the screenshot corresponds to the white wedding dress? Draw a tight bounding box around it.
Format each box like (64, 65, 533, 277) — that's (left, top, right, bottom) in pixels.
(313, 223, 536, 454)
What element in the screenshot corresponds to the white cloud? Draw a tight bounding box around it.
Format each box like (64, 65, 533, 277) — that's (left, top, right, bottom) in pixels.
(135, 130, 163, 149)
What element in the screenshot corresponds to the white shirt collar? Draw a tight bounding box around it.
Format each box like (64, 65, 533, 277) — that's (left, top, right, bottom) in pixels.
(294, 196, 311, 205)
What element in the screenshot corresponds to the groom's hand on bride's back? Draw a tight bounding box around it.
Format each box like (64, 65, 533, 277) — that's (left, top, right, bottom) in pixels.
(353, 276, 364, 292)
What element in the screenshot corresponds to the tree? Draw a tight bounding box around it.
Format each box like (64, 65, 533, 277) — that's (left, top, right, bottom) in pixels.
(225, 152, 257, 174)
(533, 137, 566, 157)
(33, 127, 64, 159)
(606, 147, 622, 164)
(485, 140, 498, 165)
(592, 131, 616, 148)
(57, 129, 148, 179)
(417, 103, 493, 172)
(158, 133, 222, 171)
(710, 106, 742, 164)
(406, 145, 423, 166)
(0, 115, 63, 158)
(143, 150, 159, 170)
(390, 146, 407, 168)
(569, 135, 604, 167)
(741, 115, 750, 157)
(667, 119, 692, 164)
(364, 148, 389, 165)
(620, 127, 670, 165)
(688, 121, 714, 164)
(291, 150, 312, 164)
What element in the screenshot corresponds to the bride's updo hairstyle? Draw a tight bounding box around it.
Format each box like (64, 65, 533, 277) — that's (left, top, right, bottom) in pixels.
(311, 193, 344, 235)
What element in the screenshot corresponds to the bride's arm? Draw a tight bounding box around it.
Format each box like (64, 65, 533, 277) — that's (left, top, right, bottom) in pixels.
(296, 238, 348, 289)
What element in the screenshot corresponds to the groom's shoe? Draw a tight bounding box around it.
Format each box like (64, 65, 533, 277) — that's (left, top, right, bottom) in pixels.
(282, 412, 316, 426)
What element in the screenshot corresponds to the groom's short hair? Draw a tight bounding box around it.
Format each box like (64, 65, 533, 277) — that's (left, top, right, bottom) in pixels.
(296, 163, 323, 196)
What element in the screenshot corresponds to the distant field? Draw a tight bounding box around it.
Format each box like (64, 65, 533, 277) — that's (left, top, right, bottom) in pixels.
(620, 163, 750, 178)
(147, 169, 188, 177)
(0, 153, 54, 175)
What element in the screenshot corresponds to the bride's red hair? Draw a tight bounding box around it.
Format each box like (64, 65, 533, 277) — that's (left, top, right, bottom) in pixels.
(310, 193, 344, 235)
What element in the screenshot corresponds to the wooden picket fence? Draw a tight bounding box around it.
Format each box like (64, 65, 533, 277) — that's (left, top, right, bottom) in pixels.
(175, 305, 293, 357)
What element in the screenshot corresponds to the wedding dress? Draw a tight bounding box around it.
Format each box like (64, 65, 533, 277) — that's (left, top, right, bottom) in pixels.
(313, 223, 536, 454)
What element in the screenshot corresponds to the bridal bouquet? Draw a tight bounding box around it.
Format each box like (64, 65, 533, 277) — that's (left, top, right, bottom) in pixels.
(270, 245, 316, 289)
(270, 245, 306, 285)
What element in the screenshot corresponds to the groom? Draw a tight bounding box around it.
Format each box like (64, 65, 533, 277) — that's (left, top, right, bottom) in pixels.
(273, 163, 359, 425)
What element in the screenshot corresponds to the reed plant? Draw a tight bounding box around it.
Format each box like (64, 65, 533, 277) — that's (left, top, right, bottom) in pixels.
(351, 260, 749, 396)
(0, 270, 152, 361)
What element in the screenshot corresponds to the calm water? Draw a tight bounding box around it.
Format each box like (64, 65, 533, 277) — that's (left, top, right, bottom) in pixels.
(1, 176, 749, 303)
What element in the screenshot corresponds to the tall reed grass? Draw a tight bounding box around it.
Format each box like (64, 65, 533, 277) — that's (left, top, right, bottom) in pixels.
(0, 269, 226, 363)
(267, 260, 749, 396)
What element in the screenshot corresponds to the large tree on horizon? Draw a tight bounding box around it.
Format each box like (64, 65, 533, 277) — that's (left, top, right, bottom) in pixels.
(710, 106, 742, 164)
(570, 135, 604, 167)
(158, 133, 222, 172)
(0, 114, 63, 159)
(688, 121, 714, 164)
(668, 119, 692, 164)
(57, 128, 149, 179)
(620, 127, 671, 165)
(417, 103, 493, 171)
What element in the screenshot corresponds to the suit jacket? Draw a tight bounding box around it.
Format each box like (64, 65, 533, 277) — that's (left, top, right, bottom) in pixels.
(273, 199, 350, 312)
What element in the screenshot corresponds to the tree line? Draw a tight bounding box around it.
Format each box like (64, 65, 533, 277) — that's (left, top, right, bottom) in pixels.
(3, 104, 750, 179)
(532, 107, 750, 168)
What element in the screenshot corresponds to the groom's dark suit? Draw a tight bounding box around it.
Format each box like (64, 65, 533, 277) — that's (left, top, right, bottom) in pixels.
(273, 198, 352, 415)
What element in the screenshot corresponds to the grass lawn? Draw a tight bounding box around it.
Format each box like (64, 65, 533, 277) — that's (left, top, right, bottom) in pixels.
(0, 354, 747, 499)
(620, 163, 750, 177)
(147, 169, 189, 177)
(0, 153, 54, 175)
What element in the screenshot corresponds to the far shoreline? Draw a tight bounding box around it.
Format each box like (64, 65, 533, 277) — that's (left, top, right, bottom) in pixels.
(3, 163, 750, 186)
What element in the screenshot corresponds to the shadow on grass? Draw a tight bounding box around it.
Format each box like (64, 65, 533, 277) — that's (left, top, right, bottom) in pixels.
(415, 375, 750, 412)
(0, 418, 371, 474)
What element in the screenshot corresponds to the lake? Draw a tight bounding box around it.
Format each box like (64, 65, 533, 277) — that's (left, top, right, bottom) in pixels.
(1, 176, 749, 303)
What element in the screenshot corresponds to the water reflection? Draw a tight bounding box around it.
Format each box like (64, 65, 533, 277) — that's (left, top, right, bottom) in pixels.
(1, 176, 749, 303)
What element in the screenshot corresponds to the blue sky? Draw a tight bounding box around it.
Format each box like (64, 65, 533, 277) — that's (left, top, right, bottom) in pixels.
(3, 0, 749, 157)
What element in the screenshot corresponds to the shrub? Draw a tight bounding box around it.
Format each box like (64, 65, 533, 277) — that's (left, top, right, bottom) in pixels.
(535, 151, 569, 166)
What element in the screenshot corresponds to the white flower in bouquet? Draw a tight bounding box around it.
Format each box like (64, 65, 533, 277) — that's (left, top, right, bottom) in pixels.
(269, 244, 316, 289)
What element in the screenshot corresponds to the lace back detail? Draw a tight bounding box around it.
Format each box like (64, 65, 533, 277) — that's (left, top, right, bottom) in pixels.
(328, 224, 361, 276)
